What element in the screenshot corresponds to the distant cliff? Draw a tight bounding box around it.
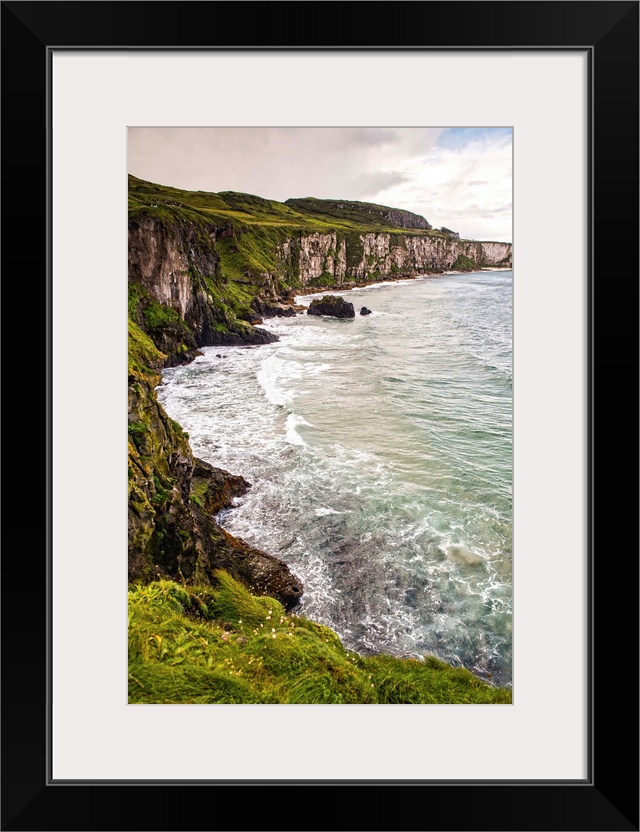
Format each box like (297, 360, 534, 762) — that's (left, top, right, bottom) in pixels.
(278, 231, 511, 288)
(285, 196, 433, 230)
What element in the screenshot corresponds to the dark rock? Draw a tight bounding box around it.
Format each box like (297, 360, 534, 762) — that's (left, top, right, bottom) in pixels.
(307, 295, 355, 319)
(359, 307, 372, 316)
(191, 457, 250, 515)
(203, 326, 278, 348)
(251, 298, 297, 318)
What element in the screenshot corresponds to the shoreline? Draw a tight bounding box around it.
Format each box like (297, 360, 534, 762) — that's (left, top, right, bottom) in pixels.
(285, 266, 512, 302)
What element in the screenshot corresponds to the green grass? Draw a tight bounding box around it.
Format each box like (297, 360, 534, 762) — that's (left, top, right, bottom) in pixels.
(128, 176, 449, 236)
(128, 319, 166, 375)
(452, 253, 479, 272)
(129, 573, 512, 705)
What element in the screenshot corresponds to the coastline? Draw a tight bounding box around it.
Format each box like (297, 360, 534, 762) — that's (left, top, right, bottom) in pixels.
(286, 266, 512, 302)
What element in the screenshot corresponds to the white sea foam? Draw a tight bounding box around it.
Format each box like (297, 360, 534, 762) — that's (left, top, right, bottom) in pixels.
(285, 413, 312, 446)
(314, 506, 341, 517)
(256, 353, 293, 407)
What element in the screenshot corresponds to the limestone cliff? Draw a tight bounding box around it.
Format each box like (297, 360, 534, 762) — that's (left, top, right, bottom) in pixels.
(278, 231, 511, 287)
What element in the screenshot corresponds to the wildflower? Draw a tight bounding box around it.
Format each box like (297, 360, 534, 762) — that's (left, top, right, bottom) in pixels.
(272, 628, 275, 633)
(272, 634, 276, 639)
(238, 620, 242, 624)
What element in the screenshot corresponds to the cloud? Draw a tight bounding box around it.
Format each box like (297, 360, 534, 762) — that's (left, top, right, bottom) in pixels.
(349, 170, 410, 198)
(372, 131, 512, 240)
(129, 127, 443, 199)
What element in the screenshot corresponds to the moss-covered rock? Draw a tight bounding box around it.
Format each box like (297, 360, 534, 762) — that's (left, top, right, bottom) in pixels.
(127, 323, 302, 609)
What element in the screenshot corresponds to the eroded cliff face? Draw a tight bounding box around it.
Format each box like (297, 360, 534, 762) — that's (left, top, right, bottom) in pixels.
(128, 216, 276, 364)
(282, 232, 512, 286)
(128, 215, 220, 319)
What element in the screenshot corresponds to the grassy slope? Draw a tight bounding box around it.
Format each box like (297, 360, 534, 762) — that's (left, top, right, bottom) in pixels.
(129, 573, 511, 704)
(128, 175, 443, 235)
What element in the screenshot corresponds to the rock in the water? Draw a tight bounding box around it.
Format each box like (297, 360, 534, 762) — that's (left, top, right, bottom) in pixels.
(251, 298, 297, 318)
(359, 306, 372, 316)
(307, 295, 355, 319)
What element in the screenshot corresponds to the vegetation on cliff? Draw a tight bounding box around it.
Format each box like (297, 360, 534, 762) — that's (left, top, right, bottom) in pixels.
(129, 573, 511, 704)
(127, 318, 302, 608)
(452, 253, 479, 272)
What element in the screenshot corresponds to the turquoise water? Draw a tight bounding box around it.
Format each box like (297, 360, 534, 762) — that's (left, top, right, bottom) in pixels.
(158, 271, 513, 686)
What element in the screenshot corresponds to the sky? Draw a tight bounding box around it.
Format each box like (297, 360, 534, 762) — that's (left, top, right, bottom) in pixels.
(128, 127, 512, 242)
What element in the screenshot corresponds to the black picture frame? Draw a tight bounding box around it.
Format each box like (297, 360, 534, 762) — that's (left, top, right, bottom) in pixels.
(2, 2, 638, 830)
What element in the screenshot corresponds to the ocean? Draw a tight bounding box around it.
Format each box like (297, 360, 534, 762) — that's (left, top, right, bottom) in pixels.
(157, 270, 513, 687)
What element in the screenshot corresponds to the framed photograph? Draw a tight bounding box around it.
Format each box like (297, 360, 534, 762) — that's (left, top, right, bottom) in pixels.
(2, 2, 637, 830)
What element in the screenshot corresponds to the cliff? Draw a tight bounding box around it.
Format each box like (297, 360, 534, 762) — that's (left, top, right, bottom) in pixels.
(127, 175, 511, 605)
(127, 321, 302, 609)
(278, 231, 511, 287)
(284, 196, 433, 230)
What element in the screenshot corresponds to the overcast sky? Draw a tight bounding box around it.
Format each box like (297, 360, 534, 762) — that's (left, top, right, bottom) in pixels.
(128, 127, 512, 242)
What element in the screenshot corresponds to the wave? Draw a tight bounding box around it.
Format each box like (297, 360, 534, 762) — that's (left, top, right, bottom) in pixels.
(285, 412, 312, 446)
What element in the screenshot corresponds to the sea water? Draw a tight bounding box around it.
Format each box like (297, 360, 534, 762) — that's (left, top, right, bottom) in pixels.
(157, 271, 513, 686)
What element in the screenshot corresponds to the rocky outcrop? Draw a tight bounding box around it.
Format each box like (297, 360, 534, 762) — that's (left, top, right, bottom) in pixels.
(360, 307, 372, 316)
(307, 295, 355, 318)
